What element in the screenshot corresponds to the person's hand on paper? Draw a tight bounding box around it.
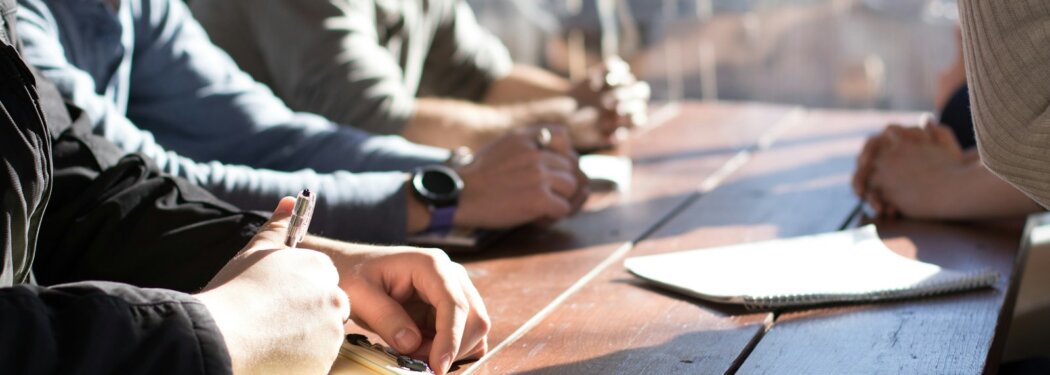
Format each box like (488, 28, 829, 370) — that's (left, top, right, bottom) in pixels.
(196, 197, 351, 374)
(853, 122, 967, 218)
(305, 238, 490, 375)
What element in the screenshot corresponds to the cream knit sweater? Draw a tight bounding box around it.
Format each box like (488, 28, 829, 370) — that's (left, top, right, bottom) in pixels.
(961, 0, 1050, 208)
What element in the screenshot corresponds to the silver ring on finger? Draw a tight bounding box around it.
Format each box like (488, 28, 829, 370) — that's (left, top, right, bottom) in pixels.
(536, 127, 552, 150)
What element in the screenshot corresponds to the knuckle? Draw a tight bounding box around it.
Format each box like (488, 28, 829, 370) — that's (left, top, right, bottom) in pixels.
(476, 312, 492, 335)
(451, 300, 470, 318)
(329, 288, 349, 311)
(417, 247, 451, 265)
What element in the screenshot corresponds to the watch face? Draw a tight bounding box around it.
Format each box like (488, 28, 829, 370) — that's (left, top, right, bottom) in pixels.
(414, 166, 463, 205)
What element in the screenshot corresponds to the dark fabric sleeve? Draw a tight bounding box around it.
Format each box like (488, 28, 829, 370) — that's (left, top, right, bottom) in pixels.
(939, 84, 975, 150)
(0, 281, 231, 375)
(0, 41, 51, 287)
(31, 66, 267, 293)
(0, 23, 234, 374)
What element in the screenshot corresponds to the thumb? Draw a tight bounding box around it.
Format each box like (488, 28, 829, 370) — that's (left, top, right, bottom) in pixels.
(247, 196, 297, 250)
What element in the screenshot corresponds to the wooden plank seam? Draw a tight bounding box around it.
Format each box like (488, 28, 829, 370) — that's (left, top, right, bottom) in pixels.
(462, 107, 807, 374)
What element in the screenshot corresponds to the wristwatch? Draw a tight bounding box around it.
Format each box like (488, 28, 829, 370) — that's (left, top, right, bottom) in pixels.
(411, 165, 464, 231)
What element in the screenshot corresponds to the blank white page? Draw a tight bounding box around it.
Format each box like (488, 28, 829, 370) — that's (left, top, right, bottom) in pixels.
(624, 225, 997, 309)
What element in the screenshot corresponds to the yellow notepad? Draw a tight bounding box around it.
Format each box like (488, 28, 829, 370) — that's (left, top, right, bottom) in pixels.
(625, 225, 997, 310)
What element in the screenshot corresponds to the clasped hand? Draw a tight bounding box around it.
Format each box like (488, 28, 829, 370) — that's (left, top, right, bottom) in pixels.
(567, 57, 651, 150)
(852, 121, 968, 218)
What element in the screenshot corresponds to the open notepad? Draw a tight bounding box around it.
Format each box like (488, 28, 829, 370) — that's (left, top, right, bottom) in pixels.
(579, 154, 632, 192)
(624, 225, 998, 310)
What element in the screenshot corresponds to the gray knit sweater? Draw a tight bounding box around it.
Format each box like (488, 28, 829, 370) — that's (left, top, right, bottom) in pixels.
(961, 0, 1050, 208)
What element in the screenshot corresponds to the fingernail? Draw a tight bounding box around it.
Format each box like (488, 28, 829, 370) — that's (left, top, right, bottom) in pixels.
(439, 353, 452, 374)
(394, 328, 416, 352)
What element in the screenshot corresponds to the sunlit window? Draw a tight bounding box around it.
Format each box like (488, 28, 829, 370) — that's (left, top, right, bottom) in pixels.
(468, 0, 959, 110)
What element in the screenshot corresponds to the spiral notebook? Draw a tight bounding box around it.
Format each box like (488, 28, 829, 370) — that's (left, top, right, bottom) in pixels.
(624, 225, 998, 310)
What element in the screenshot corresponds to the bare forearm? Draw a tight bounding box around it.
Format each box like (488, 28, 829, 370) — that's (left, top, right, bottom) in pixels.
(402, 96, 577, 151)
(935, 162, 1043, 219)
(483, 65, 572, 105)
(301, 235, 383, 258)
(401, 98, 514, 150)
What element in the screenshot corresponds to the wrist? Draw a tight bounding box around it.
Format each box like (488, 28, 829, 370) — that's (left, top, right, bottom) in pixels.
(408, 165, 463, 233)
(194, 292, 248, 374)
(406, 179, 432, 234)
(929, 163, 973, 219)
(501, 97, 577, 127)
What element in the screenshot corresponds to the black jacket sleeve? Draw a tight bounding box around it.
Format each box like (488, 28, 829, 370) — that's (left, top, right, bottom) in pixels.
(0, 5, 259, 372)
(0, 282, 231, 374)
(32, 64, 268, 293)
(0, 44, 237, 374)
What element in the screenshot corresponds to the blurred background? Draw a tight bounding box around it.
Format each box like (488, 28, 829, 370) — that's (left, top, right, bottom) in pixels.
(467, 0, 960, 111)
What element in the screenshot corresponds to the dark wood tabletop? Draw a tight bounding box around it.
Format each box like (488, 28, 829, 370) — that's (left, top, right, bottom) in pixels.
(449, 102, 1025, 375)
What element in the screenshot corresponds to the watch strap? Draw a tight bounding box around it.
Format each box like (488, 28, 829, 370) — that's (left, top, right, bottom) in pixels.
(426, 205, 457, 232)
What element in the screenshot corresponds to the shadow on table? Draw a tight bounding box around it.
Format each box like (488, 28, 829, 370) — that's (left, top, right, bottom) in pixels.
(629, 153, 861, 244)
(457, 151, 859, 264)
(632, 126, 874, 167)
(455, 192, 698, 263)
(513, 328, 761, 375)
(612, 276, 756, 316)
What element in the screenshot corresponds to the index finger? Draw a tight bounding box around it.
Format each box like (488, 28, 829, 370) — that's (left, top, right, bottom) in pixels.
(417, 270, 471, 375)
(455, 267, 490, 360)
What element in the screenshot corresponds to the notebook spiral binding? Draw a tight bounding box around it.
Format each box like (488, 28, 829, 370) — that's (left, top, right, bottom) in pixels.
(741, 269, 999, 311)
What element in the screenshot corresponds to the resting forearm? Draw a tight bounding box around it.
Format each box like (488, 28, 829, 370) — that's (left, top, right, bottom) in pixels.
(401, 98, 516, 150)
(483, 65, 572, 105)
(935, 162, 1043, 219)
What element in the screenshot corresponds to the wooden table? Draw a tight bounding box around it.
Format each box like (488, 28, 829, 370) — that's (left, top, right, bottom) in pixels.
(451, 102, 1026, 374)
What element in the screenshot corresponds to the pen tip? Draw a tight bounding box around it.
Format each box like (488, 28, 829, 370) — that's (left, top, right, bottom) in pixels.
(302, 189, 311, 197)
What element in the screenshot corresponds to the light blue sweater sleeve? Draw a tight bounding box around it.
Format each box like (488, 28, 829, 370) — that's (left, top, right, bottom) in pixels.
(16, 0, 451, 243)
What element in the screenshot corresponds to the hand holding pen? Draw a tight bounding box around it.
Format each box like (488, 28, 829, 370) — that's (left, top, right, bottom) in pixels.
(195, 192, 350, 374)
